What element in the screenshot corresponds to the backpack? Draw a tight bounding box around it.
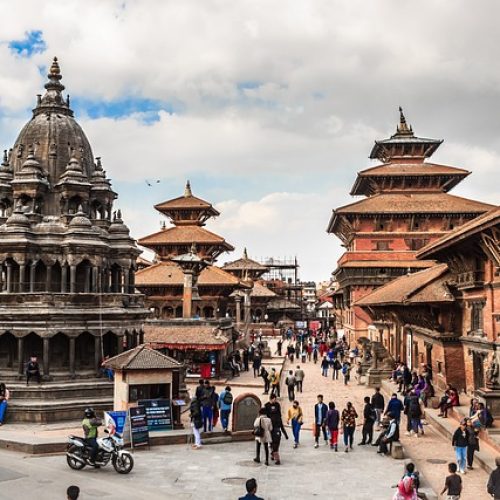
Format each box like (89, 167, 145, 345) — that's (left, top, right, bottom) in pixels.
(342, 364, 348, 375)
(222, 391, 233, 405)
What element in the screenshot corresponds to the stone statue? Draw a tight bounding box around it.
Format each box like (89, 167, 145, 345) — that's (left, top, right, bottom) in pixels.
(486, 357, 499, 388)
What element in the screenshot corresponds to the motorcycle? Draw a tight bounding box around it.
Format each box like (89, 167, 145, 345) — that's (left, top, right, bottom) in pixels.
(66, 429, 134, 474)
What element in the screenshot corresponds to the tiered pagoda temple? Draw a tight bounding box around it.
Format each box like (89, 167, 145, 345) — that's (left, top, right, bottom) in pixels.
(136, 183, 248, 377)
(0, 58, 148, 422)
(327, 109, 494, 344)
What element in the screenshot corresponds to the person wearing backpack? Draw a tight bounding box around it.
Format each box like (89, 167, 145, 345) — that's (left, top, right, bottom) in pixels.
(342, 361, 351, 385)
(218, 386, 233, 432)
(285, 370, 296, 402)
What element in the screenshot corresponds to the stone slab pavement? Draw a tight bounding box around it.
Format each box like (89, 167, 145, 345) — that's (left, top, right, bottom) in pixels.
(0, 432, 405, 500)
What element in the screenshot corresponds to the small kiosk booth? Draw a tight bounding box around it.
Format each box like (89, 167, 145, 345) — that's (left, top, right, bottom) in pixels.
(104, 344, 185, 429)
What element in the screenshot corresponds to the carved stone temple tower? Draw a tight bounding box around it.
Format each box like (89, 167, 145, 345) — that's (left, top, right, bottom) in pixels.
(0, 57, 148, 422)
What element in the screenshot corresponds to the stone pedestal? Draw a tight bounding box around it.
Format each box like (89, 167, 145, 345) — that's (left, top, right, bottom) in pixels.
(476, 387, 500, 418)
(366, 367, 393, 387)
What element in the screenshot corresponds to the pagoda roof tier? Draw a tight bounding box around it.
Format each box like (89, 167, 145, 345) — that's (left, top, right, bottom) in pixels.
(145, 324, 230, 351)
(370, 108, 443, 162)
(139, 225, 234, 251)
(350, 162, 470, 196)
(154, 181, 220, 225)
(230, 282, 277, 298)
(418, 205, 500, 259)
(355, 263, 453, 307)
(222, 248, 269, 278)
(135, 261, 249, 288)
(327, 192, 494, 235)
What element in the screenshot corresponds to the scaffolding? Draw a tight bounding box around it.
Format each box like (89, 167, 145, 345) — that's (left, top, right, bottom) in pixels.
(257, 256, 299, 284)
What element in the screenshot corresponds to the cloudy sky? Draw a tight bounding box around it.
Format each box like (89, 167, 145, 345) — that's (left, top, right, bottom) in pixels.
(0, 0, 499, 281)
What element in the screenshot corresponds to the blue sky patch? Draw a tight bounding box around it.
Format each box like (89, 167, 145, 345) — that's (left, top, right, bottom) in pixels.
(72, 97, 182, 123)
(9, 30, 46, 57)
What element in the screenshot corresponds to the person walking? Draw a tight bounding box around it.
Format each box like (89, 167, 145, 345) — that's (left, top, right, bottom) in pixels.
(253, 408, 272, 466)
(190, 397, 203, 449)
(285, 370, 296, 402)
(265, 394, 288, 464)
(243, 348, 249, 371)
(253, 353, 262, 378)
(332, 358, 341, 380)
(260, 366, 270, 394)
(371, 387, 385, 430)
(466, 418, 479, 470)
(294, 365, 305, 393)
(326, 401, 340, 451)
(342, 361, 351, 385)
(440, 462, 462, 499)
(287, 400, 303, 448)
(200, 379, 215, 433)
(452, 419, 469, 474)
(341, 401, 358, 452)
(0, 383, 10, 426)
(359, 396, 375, 445)
(487, 457, 500, 500)
(67, 486, 80, 500)
(407, 391, 423, 437)
(218, 386, 233, 432)
(320, 356, 329, 377)
(313, 394, 328, 448)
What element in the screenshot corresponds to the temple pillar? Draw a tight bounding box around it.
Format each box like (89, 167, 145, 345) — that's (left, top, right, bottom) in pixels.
(138, 331, 144, 345)
(94, 335, 101, 374)
(6, 262, 12, 293)
(42, 337, 50, 378)
(30, 262, 36, 292)
(69, 336, 76, 378)
(91, 266, 98, 292)
(117, 335, 124, 354)
(235, 294, 242, 325)
(19, 263, 26, 292)
(17, 336, 24, 375)
(123, 268, 130, 294)
(128, 268, 135, 293)
(45, 264, 52, 292)
(61, 264, 68, 293)
(243, 290, 251, 324)
(70, 265, 76, 293)
(182, 272, 193, 318)
(84, 266, 91, 293)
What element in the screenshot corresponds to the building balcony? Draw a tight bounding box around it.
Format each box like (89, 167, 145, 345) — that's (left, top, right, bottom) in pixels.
(455, 271, 484, 290)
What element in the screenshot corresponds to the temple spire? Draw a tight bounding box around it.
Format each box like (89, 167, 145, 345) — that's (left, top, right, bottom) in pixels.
(45, 56, 64, 92)
(184, 180, 192, 197)
(35, 56, 73, 116)
(396, 106, 413, 136)
(243, 247, 248, 259)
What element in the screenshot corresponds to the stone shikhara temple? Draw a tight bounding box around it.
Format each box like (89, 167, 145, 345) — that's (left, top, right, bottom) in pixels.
(0, 58, 148, 422)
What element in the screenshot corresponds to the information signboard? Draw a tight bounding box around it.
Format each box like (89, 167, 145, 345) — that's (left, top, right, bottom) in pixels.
(129, 406, 150, 447)
(138, 398, 173, 431)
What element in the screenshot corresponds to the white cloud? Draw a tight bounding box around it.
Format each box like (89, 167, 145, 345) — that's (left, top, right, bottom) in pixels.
(0, 0, 499, 281)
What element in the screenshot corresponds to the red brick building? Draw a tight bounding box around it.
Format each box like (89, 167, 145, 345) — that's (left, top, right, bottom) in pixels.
(327, 109, 494, 343)
(358, 207, 500, 414)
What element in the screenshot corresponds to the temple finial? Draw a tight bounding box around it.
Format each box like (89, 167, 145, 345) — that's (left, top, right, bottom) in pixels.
(44, 56, 64, 93)
(396, 106, 412, 136)
(2, 150, 8, 166)
(243, 247, 248, 259)
(184, 180, 192, 197)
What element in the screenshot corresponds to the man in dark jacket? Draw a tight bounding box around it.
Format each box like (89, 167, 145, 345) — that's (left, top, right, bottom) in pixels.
(359, 396, 375, 445)
(452, 419, 470, 474)
(376, 412, 399, 455)
(487, 456, 500, 499)
(371, 387, 385, 429)
(200, 380, 215, 433)
(264, 395, 288, 465)
(239, 478, 264, 500)
(385, 393, 404, 424)
(313, 394, 328, 448)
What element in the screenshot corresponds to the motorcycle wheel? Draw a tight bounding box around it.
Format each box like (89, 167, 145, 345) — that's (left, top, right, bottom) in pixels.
(66, 446, 86, 470)
(112, 452, 134, 474)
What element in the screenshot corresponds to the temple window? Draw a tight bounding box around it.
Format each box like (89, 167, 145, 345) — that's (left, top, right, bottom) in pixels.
(374, 240, 392, 251)
(470, 301, 485, 333)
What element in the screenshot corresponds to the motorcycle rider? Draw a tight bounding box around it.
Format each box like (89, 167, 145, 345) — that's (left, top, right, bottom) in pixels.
(82, 407, 102, 466)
